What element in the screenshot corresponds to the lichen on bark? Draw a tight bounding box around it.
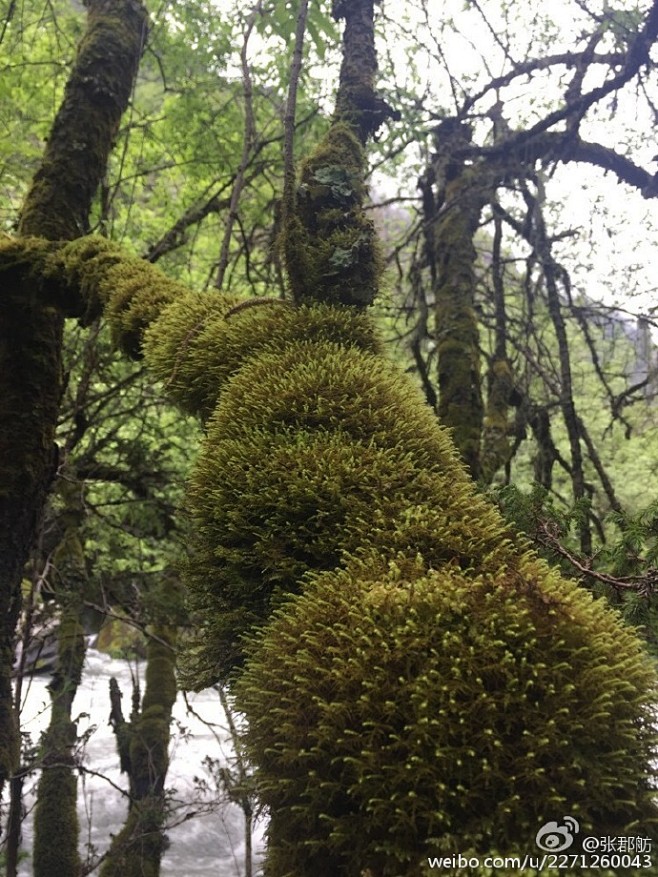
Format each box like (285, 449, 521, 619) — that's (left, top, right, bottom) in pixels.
(283, 121, 380, 308)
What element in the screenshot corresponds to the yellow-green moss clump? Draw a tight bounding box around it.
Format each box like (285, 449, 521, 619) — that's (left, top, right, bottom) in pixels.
(183, 327, 508, 677)
(143, 297, 379, 419)
(152, 301, 657, 874)
(237, 557, 658, 876)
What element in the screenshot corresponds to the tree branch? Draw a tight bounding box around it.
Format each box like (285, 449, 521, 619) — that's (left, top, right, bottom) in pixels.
(472, 0, 658, 163)
(215, 3, 261, 289)
(19, 0, 149, 239)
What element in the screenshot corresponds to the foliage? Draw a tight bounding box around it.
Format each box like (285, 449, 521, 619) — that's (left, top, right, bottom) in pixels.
(492, 483, 658, 652)
(490, 483, 590, 568)
(604, 500, 658, 575)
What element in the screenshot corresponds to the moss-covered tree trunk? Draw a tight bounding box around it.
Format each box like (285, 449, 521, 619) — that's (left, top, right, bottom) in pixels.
(32, 471, 87, 877)
(0, 0, 148, 798)
(481, 214, 518, 483)
(426, 123, 492, 480)
(32, 606, 86, 877)
(100, 622, 177, 877)
(282, 0, 396, 309)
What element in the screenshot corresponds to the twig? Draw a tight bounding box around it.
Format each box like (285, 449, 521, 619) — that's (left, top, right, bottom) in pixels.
(282, 0, 311, 232)
(536, 520, 658, 594)
(215, 3, 262, 289)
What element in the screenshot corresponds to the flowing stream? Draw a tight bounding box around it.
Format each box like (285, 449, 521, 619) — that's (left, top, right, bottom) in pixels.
(14, 648, 265, 876)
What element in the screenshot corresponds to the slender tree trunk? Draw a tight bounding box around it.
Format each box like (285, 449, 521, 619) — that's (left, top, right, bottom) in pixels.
(530, 179, 591, 553)
(32, 471, 87, 877)
(0, 0, 148, 813)
(32, 603, 86, 877)
(428, 124, 491, 479)
(101, 622, 177, 877)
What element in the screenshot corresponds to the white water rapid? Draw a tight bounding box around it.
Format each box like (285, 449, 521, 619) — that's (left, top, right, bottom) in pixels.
(13, 648, 265, 876)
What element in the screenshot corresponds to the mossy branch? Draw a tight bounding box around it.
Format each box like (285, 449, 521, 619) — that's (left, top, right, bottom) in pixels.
(0, 235, 193, 357)
(19, 0, 149, 240)
(280, 0, 397, 309)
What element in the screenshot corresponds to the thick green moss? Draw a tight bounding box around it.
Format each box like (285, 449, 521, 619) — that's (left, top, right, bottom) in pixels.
(237, 558, 658, 876)
(3, 226, 657, 872)
(33, 745, 80, 877)
(145, 299, 380, 420)
(3, 206, 657, 876)
(183, 335, 511, 679)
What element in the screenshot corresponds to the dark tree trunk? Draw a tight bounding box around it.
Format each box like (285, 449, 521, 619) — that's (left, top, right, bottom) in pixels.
(101, 622, 178, 877)
(427, 123, 491, 479)
(0, 0, 148, 807)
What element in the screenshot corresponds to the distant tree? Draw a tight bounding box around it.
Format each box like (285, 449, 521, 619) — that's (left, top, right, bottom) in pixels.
(380, 0, 658, 553)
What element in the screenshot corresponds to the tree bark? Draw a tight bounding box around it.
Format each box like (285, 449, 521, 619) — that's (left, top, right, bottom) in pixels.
(0, 0, 148, 807)
(101, 622, 178, 877)
(428, 123, 491, 479)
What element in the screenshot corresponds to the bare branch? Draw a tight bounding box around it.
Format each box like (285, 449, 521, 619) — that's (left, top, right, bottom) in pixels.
(215, 3, 261, 290)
